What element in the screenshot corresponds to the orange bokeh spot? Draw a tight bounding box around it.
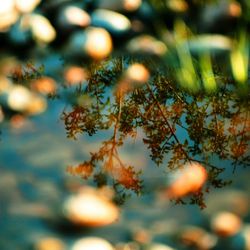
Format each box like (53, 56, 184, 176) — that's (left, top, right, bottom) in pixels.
(63, 187, 119, 227)
(85, 28, 113, 60)
(211, 212, 242, 237)
(64, 66, 88, 85)
(166, 162, 207, 199)
(31, 77, 56, 94)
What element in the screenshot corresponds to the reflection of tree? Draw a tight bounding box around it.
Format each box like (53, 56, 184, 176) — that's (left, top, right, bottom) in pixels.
(62, 57, 250, 208)
(1, 0, 250, 208)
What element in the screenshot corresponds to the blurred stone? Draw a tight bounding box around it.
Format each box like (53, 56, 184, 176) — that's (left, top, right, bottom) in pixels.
(116, 63, 150, 98)
(179, 226, 216, 250)
(98, 0, 142, 12)
(0, 0, 19, 32)
(91, 9, 131, 34)
(6, 85, 33, 112)
(15, 0, 41, 13)
(166, 162, 207, 199)
(167, 0, 188, 13)
(126, 63, 150, 83)
(0, 0, 15, 14)
(58, 5, 90, 28)
(123, 0, 142, 11)
(133, 228, 152, 244)
(63, 186, 119, 227)
(34, 237, 66, 250)
(29, 14, 56, 43)
(71, 237, 114, 250)
(211, 212, 242, 237)
(127, 35, 167, 55)
(187, 35, 232, 54)
(84, 27, 113, 59)
(69, 27, 113, 60)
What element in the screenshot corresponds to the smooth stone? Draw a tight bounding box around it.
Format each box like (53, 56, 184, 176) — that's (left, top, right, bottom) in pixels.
(91, 9, 131, 34)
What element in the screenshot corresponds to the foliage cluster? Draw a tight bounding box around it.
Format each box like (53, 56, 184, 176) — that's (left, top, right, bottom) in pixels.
(61, 56, 249, 208)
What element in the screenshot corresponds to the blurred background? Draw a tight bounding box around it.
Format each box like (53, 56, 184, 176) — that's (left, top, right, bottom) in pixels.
(0, 0, 250, 249)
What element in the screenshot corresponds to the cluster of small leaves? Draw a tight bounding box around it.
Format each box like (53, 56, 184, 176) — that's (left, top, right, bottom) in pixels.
(62, 56, 249, 208)
(61, 58, 125, 139)
(8, 62, 44, 85)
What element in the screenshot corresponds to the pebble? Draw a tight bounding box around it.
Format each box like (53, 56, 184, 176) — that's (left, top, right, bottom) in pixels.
(62, 186, 119, 227)
(34, 237, 66, 250)
(91, 9, 131, 34)
(71, 237, 114, 250)
(68, 27, 113, 59)
(211, 212, 242, 237)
